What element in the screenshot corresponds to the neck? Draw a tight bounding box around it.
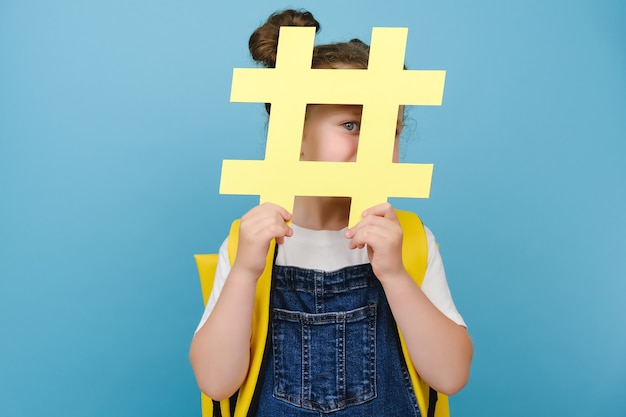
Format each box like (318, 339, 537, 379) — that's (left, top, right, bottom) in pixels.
(291, 196, 351, 230)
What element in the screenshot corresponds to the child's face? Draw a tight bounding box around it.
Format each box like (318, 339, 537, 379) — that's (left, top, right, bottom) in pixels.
(300, 105, 403, 163)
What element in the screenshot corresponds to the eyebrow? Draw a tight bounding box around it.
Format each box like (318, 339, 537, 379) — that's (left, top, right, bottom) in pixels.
(339, 105, 363, 117)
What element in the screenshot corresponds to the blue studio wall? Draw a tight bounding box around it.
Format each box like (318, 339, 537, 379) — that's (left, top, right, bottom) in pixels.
(1, 1, 624, 416)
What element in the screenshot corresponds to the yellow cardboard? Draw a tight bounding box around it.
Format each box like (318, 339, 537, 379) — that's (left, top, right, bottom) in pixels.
(221, 26, 445, 227)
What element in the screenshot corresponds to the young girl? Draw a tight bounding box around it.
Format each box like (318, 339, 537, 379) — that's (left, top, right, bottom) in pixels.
(190, 9, 472, 416)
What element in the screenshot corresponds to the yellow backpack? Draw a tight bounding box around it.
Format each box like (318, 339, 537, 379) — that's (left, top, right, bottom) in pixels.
(194, 209, 450, 417)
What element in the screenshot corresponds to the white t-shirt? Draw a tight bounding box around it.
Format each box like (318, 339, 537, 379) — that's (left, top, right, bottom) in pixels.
(196, 224, 466, 332)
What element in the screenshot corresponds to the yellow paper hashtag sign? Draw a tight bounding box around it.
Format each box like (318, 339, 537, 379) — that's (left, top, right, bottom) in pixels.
(220, 26, 445, 227)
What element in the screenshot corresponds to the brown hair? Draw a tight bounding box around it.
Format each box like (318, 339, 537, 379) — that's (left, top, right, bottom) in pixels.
(249, 9, 371, 112)
(249, 9, 370, 70)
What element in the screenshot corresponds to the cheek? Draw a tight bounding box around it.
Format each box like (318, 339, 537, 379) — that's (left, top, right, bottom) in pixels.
(341, 139, 359, 161)
(318, 137, 356, 162)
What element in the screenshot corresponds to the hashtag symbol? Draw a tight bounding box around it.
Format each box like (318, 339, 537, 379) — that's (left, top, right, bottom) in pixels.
(220, 26, 445, 227)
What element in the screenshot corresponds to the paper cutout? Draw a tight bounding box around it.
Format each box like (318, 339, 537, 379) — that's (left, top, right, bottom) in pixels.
(220, 26, 445, 227)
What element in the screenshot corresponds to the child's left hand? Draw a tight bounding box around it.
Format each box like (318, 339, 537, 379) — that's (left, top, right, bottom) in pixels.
(345, 202, 405, 281)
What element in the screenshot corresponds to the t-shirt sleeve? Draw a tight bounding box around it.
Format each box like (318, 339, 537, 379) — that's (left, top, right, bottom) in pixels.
(420, 226, 467, 327)
(194, 237, 231, 334)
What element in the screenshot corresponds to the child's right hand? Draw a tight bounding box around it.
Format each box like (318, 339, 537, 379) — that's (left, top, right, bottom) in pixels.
(232, 202, 293, 279)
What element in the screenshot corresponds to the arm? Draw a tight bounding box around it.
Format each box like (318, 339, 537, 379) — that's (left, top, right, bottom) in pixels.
(346, 203, 473, 395)
(378, 269, 472, 395)
(189, 203, 292, 400)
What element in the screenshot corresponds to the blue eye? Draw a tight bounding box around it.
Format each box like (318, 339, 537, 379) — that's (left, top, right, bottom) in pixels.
(342, 121, 360, 132)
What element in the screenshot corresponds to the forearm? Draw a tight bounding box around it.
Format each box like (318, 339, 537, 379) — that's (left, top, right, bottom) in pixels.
(189, 266, 258, 400)
(380, 272, 473, 395)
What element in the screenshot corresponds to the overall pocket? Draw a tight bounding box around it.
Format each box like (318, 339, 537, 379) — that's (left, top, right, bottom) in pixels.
(271, 304, 377, 412)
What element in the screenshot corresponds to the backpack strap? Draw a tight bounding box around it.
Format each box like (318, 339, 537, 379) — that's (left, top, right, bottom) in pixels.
(193, 220, 275, 417)
(226, 220, 275, 417)
(395, 210, 450, 417)
(395, 209, 430, 414)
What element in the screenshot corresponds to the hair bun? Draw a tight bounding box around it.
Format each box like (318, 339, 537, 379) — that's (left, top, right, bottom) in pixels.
(249, 9, 321, 68)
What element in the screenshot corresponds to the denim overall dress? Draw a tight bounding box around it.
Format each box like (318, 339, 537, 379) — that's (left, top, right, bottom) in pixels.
(251, 261, 422, 416)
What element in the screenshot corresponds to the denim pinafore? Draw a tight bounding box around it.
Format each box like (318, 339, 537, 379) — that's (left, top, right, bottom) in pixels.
(251, 260, 422, 416)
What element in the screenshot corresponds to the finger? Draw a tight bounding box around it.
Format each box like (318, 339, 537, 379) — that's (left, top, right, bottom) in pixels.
(243, 202, 292, 223)
(275, 224, 294, 245)
(346, 211, 391, 238)
(261, 202, 292, 221)
(348, 223, 388, 250)
(362, 202, 396, 220)
(259, 220, 292, 241)
(241, 213, 293, 244)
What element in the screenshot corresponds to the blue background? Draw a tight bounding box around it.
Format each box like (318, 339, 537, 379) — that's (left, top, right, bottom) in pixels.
(1, 0, 625, 416)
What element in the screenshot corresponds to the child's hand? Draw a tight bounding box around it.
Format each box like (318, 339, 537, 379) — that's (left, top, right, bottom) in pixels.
(233, 202, 292, 279)
(345, 203, 405, 281)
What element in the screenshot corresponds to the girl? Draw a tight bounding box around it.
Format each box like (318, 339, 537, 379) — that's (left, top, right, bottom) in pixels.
(190, 9, 472, 416)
